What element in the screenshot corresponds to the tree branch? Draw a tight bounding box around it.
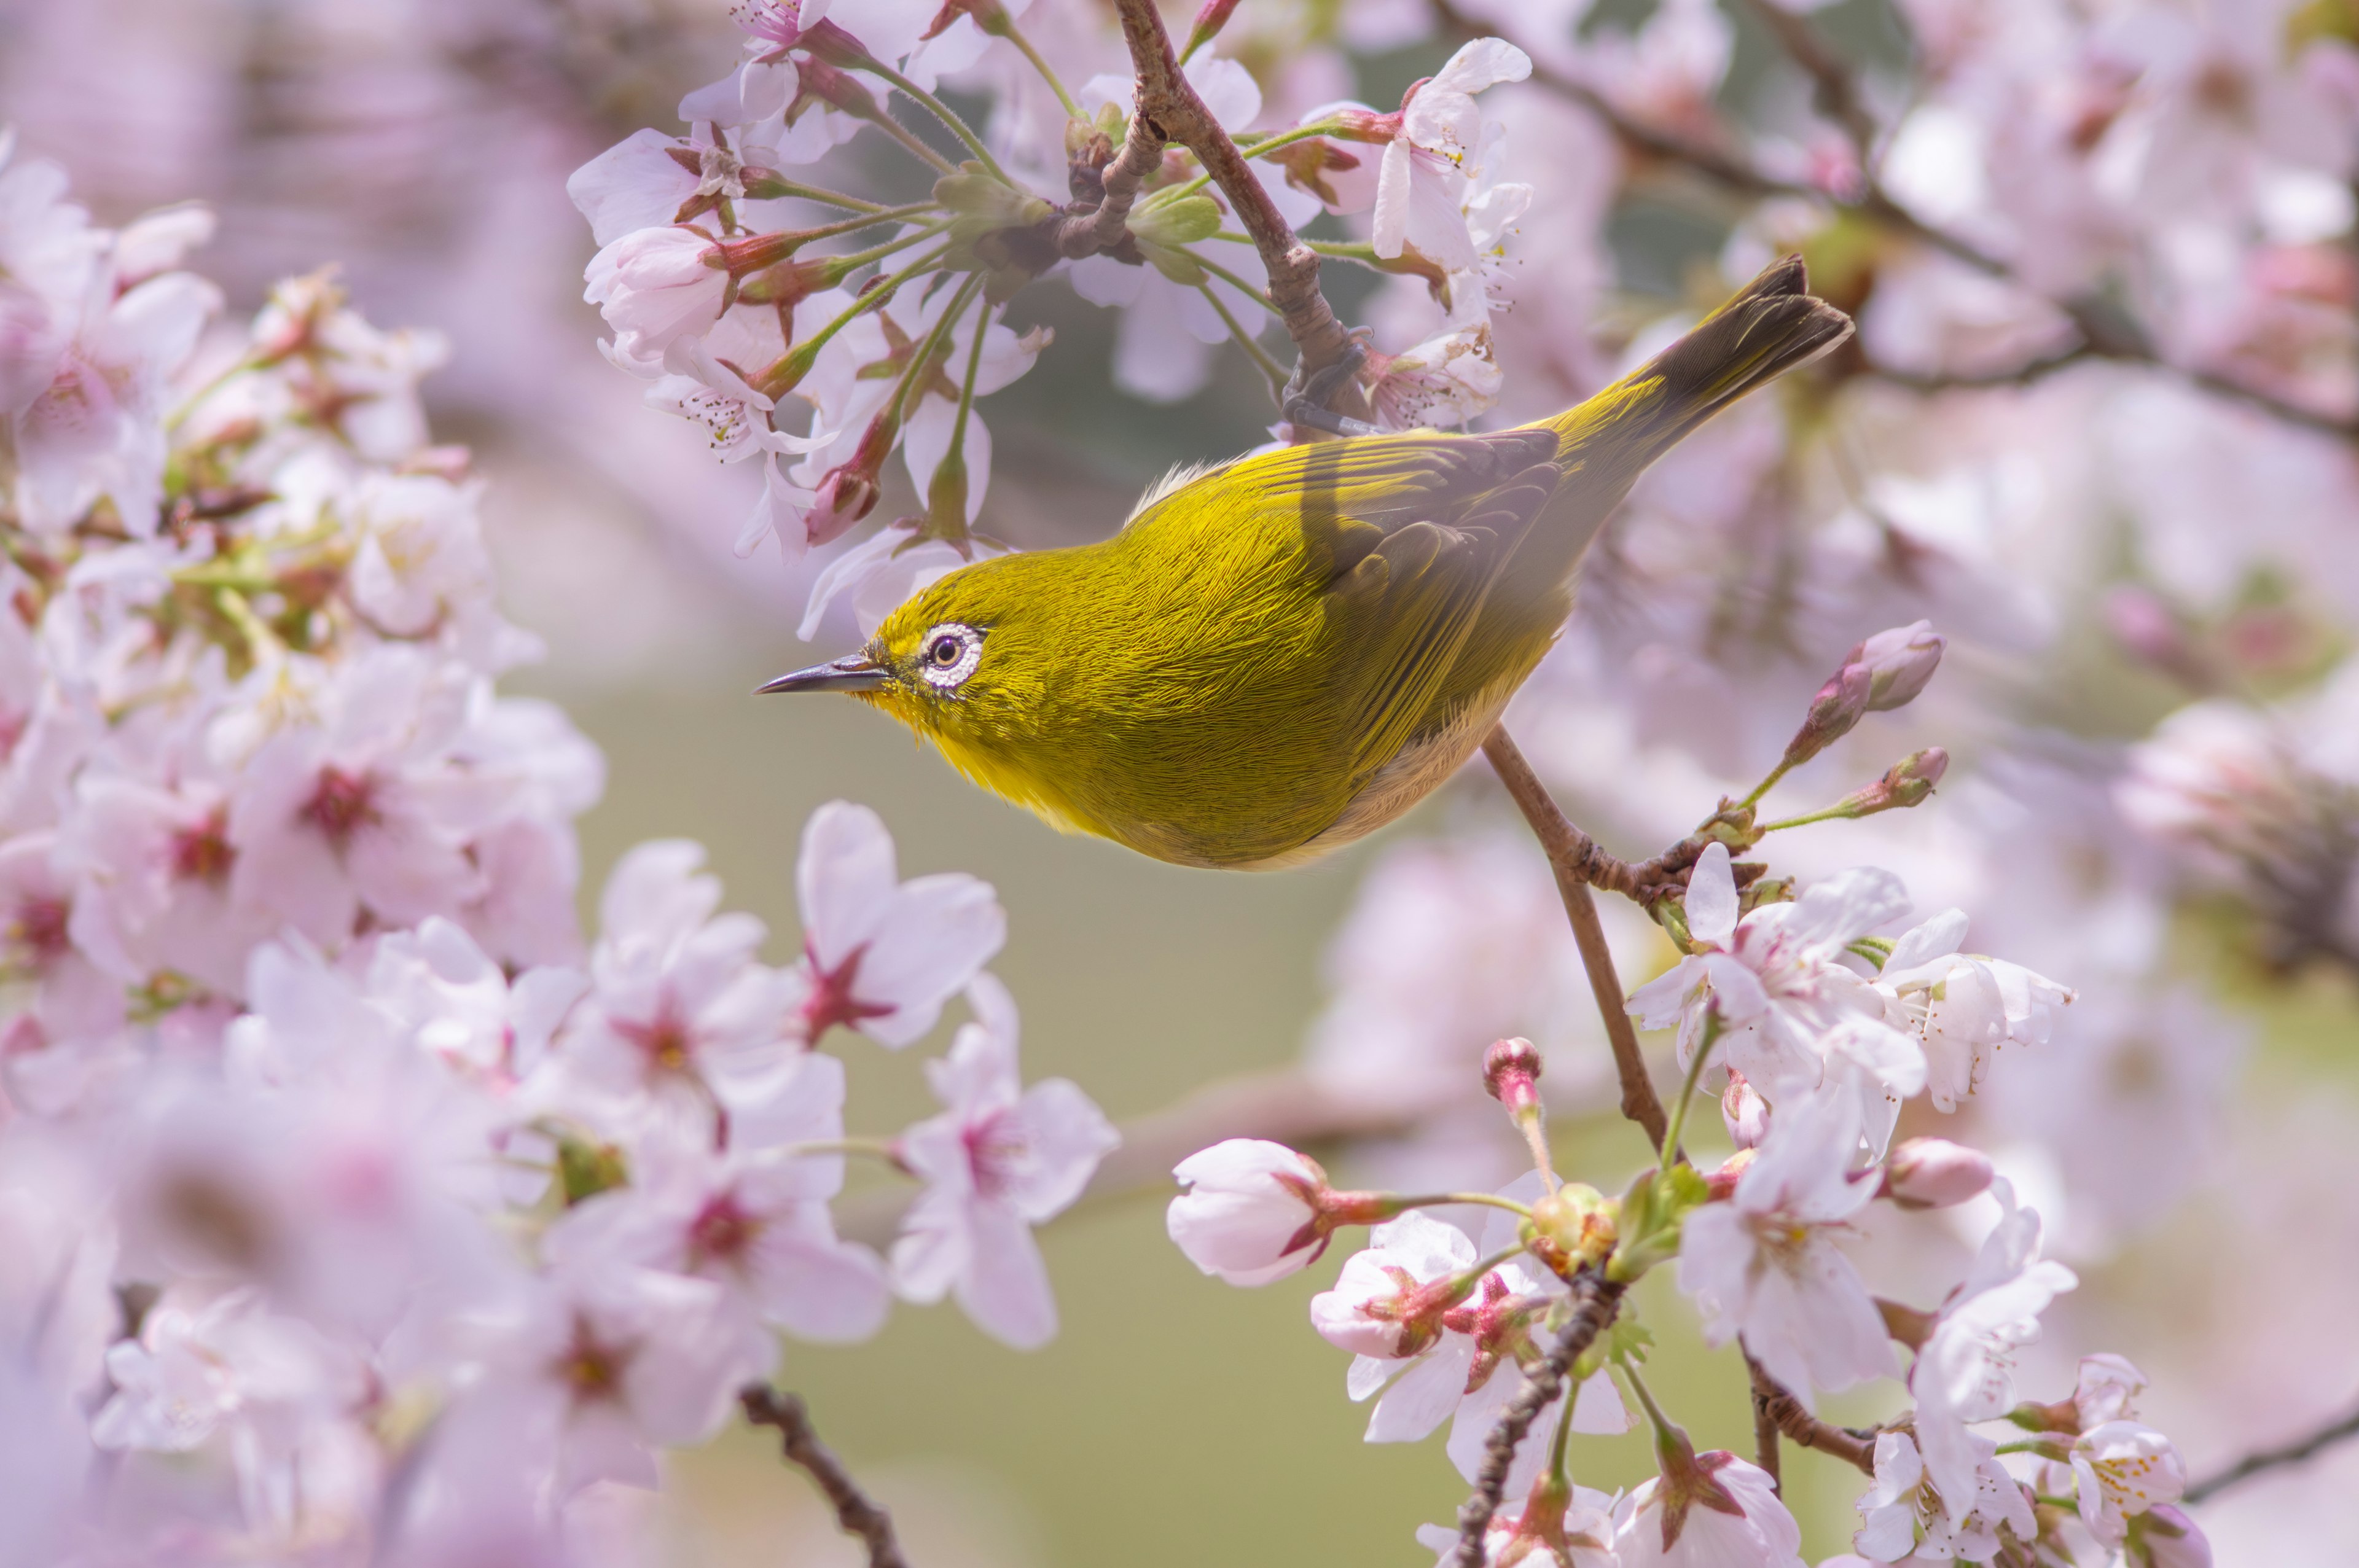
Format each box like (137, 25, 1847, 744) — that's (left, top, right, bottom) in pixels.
(2185, 1395, 2359, 1504)
(1044, 0, 1361, 405)
(1747, 1350, 1784, 1490)
(1482, 726, 1671, 1150)
(740, 1385, 909, 1568)
(1747, 1355, 1877, 1475)
(1452, 1274, 1627, 1567)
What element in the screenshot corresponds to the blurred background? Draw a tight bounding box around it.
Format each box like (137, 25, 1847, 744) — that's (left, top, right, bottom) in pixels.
(9, 0, 2359, 1561)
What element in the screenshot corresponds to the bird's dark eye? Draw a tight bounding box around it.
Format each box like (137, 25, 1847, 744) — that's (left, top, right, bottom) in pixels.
(915, 622, 984, 691)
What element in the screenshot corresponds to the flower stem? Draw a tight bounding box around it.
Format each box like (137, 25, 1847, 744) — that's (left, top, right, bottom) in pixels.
(1618, 1359, 1682, 1449)
(743, 176, 896, 214)
(888, 274, 984, 427)
(1391, 1192, 1535, 1219)
(1194, 281, 1287, 395)
(775, 1136, 910, 1171)
(1149, 121, 1344, 205)
(993, 18, 1082, 118)
(1184, 250, 1286, 316)
(1756, 802, 1858, 833)
(1740, 759, 1792, 810)
(754, 241, 952, 397)
(1658, 1015, 1721, 1175)
(863, 60, 1012, 184)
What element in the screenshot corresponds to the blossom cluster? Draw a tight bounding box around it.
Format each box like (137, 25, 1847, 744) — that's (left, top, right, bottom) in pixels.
(0, 141, 1113, 1561)
(1164, 636, 2206, 1567)
(569, 0, 1538, 638)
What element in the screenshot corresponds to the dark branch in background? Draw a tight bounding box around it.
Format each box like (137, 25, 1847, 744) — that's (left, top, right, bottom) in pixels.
(1430, 0, 2359, 437)
(1452, 1275, 1628, 1568)
(740, 1386, 909, 1568)
(2185, 1395, 2359, 1504)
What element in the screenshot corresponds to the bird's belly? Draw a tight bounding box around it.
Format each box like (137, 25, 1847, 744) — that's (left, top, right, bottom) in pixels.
(1229, 677, 1520, 871)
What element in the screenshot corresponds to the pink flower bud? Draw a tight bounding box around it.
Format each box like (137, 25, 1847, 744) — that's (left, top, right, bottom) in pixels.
(1880, 1137, 1993, 1209)
(1482, 1036, 1543, 1113)
(1845, 620, 1946, 711)
(1782, 660, 1872, 768)
(1181, 0, 1242, 60)
(1720, 1071, 1767, 1150)
(1167, 1139, 1337, 1286)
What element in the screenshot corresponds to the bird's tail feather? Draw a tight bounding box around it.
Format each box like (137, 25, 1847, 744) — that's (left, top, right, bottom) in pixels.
(1548, 254, 1853, 475)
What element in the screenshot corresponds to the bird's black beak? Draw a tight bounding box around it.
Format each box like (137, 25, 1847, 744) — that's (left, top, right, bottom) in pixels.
(757, 652, 891, 694)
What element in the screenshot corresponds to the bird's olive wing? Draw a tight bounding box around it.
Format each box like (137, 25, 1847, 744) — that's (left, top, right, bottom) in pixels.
(1278, 432, 1562, 777)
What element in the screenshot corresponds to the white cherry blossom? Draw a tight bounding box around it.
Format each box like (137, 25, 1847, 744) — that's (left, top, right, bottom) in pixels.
(1677, 1085, 1895, 1410)
(1909, 1179, 2078, 1523)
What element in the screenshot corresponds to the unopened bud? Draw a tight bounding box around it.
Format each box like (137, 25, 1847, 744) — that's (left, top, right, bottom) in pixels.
(2128, 1505, 2213, 1568)
(1847, 620, 1946, 711)
(1482, 1037, 1543, 1114)
(1823, 747, 1949, 821)
(1782, 660, 1872, 768)
(1522, 1182, 1616, 1275)
(1720, 1072, 1767, 1150)
(804, 412, 896, 547)
(1880, 1137, 1993, 1209)
(1704, 1146, 1756, 1200)
(1181, 0, 1242, 61)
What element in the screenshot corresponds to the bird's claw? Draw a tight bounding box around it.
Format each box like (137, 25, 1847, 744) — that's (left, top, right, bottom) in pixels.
(1282, 328, 1380, 439)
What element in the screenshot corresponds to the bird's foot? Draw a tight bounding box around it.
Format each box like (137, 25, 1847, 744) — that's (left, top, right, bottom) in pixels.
(1282, 327, 1381, 439)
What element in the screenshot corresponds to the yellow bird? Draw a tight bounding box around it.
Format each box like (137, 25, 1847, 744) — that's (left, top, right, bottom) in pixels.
(762, 257, 1850, 870)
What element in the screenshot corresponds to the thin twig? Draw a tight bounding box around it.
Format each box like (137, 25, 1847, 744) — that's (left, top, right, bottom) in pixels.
(1452, 1274, 1627, 1568)
(1746, 1359, 1877, 1475)
(1482, 727, 1671, 1150)
(1747, 1349, 1785, 1491)
(2185, 1396, 2359, 1504)
(740, 1385, 909, 1568)
(1054, 109, 1164, 255)
(1102, 0, 1363, 389)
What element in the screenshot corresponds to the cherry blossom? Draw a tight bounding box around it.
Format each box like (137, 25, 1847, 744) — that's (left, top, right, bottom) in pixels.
(2070, 1421, 2188, 1550)
(794, 798, 1004, 1047)
(1613, 1450, 1802, 1568)
(1371, 39, 1533, 271)
(1629, 844, 1925, 1143)
(890, 975, 1119, 1348)
(1677, 1085, 1895, 1410)
(1852, 1429, 2035, 1564)
(1909, 1179, 2078, 1522)
(1167, 1138, 1347, 1285)
(1872, 909, 2073, 1113)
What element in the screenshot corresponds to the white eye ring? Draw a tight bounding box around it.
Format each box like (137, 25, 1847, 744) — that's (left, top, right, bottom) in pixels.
(917, 622, 984, 691)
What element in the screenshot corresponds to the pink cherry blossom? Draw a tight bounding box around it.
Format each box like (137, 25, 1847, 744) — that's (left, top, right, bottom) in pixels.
(582, 225, 729, 376)
(1167, 1138, 1339, 1285)
(794, 799, 1004, 1047)
(890, 976, 1118, 1349)
(1613, 1451, 1802, 1568)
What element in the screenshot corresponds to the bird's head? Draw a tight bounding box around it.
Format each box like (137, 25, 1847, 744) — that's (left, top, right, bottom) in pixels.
(757, 553, 1057, 758)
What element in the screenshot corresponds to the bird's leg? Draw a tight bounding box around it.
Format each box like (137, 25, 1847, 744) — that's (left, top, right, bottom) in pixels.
(1281, 326, 1381, 439)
